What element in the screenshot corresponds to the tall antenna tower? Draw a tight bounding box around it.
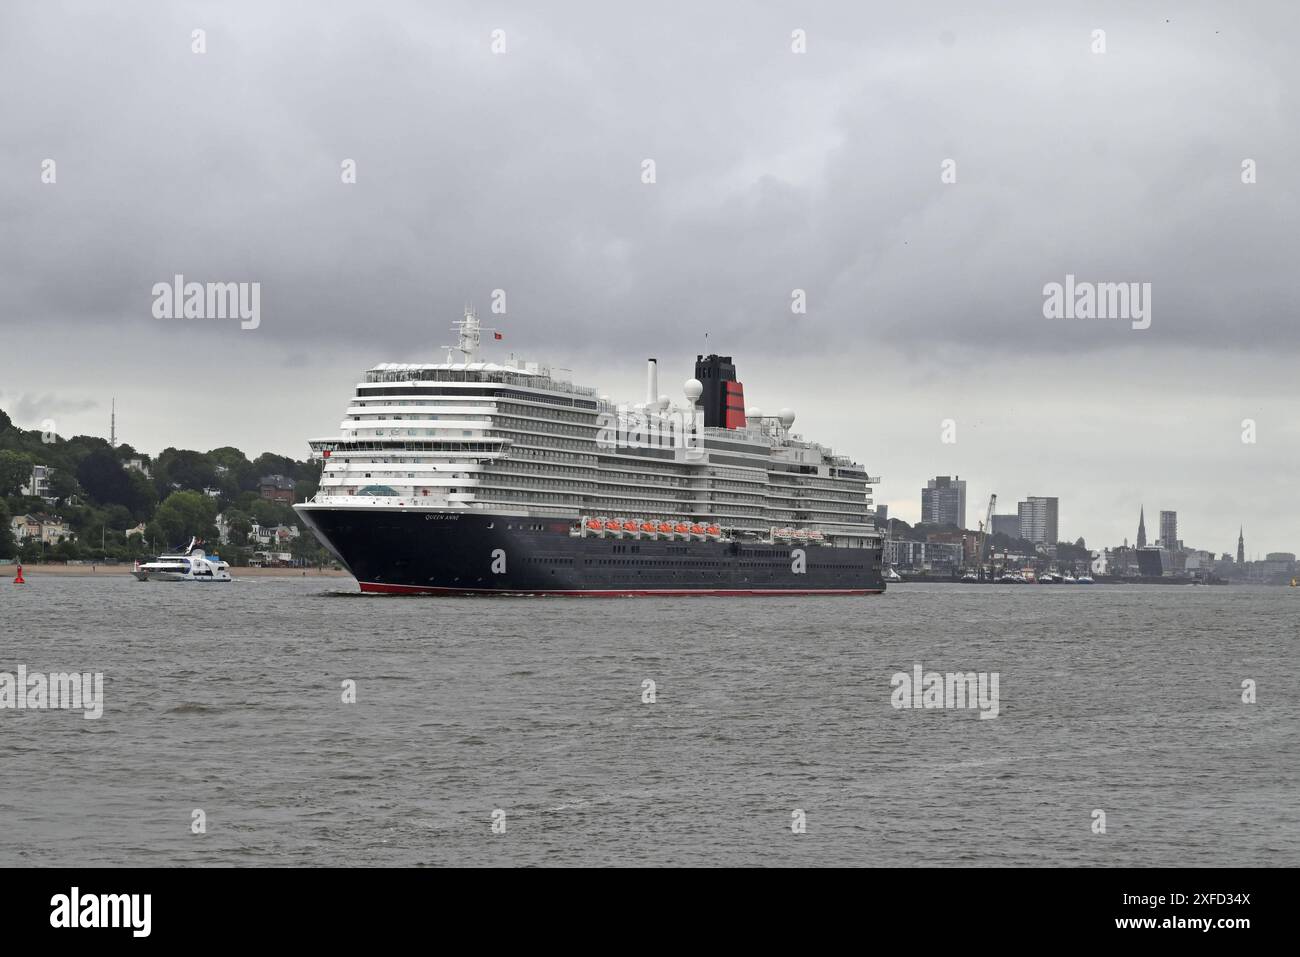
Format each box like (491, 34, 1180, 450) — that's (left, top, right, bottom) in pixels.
(110, 397, 117, 448)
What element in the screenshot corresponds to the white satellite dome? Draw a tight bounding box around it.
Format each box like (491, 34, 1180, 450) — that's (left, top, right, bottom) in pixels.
(746, 406, 762, 423)
(684, 378, 703, 402)
(658, 394, 671, 410)
(778, 407, 796, 428)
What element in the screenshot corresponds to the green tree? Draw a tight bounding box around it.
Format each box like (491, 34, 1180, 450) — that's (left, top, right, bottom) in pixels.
(124, 469, 159, 521)
(103, 504, 132, 531)
(47, 469, 81, 503)
(251, 498, 295, 528)
(223, 508, 253, 545)
(53, 537, 81, 561)
(0, 501, 15, 560)
(151, 491, 219, 549)
(206, 446, 250, 472)
(0, 450, 33, 496)
(250, 453, 297, 483)
(76, 447, 132, 506)
(155, 448, 217, 494)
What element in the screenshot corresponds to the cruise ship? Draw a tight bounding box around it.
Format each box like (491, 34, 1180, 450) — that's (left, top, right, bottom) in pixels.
(294, 309, 886, 596)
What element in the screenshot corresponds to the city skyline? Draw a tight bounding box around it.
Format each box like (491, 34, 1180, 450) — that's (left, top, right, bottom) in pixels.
(2, 394, 1282, 560)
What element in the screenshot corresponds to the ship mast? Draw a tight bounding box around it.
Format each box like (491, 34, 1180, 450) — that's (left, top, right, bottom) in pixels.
(444, 305, 481, 363)
(443, 305, 500, 363)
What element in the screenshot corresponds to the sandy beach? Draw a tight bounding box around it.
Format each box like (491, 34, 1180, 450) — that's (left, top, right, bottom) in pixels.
(0, 563, 351, 579)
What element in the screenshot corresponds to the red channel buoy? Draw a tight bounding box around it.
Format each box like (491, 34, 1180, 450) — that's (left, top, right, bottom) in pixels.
(13, 564, 25, 584)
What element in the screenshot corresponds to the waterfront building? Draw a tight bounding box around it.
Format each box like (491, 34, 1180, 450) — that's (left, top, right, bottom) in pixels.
(1159, 510, 1178, 549)
(1016, 496, 1059, 546)
(921, 475, 966, 528)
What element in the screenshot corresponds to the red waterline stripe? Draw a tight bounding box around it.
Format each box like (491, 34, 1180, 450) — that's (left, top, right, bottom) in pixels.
(358, 582, 881, 597)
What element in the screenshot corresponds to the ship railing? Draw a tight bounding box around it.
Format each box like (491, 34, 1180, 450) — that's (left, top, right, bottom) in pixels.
(364, 367, 598, 399)
(301, 493, 470, 508)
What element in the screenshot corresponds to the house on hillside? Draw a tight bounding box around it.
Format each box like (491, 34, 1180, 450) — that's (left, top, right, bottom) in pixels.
(10, 513, 74, 545)
(249, 523, 300, 548)
(20, 464, 58, 504)
(258, 474, 296, 504)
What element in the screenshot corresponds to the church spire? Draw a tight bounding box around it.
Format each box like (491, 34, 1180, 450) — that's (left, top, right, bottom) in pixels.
(1136, 507, 1147, 548)
(1237, 526, 1245, 565)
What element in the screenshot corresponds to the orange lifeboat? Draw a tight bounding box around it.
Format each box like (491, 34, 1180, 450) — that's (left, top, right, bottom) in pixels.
(585, 519, 603, 531)
(674, 523, 690, 534)
(657, 522, 674, 534)
(690, 524, 707, 535)
(640, 522, 656, 533)
(623, 520, 639, 532)
(706, 525, 721, 536)
(605, 520, 623, 534)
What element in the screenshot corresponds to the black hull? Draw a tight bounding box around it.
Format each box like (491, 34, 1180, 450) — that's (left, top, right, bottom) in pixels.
(296, 507, 885, 596)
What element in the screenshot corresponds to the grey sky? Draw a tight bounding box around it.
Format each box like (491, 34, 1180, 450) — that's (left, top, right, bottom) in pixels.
(1, 1, 1297, 554)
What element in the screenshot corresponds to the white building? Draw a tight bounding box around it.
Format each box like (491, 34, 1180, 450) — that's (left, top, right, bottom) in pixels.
(249, 523, 300, 547)
(20, 464, 56, 502)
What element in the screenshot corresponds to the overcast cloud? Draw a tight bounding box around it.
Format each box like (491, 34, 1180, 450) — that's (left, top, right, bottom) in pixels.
(1, 0, 1297, 553)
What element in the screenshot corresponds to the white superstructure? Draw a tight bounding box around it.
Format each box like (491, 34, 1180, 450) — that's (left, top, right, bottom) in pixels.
(304, 309, 881, 544)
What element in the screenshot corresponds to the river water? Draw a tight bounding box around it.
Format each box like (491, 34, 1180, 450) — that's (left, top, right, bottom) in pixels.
(1, 576, 1296, 866)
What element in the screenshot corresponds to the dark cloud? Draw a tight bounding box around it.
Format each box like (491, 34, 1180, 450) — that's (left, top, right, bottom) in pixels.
(0, 1, 1296, 551)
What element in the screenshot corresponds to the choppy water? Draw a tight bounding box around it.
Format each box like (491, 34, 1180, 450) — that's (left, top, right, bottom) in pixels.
(1, 575, 1296, 866)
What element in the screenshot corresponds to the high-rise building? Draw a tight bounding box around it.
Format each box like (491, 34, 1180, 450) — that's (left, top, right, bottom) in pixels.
(920, 475, 966, 528)
(1017, 496, 1059, 545)
(1159, 510, 1178, 549)
(1136, 507, 1147, 548)
(991, 514, 1020, 538)
(1237, 527, 1245, 565)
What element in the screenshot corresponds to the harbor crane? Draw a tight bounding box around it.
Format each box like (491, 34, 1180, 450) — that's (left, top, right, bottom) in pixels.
(976, 493, 997, 581)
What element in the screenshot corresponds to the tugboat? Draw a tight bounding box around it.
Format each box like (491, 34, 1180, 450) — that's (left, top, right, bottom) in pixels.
(132, 538, 231, 582)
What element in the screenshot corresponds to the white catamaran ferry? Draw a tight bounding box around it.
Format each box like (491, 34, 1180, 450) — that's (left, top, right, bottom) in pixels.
(132, 539, 231, 582)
